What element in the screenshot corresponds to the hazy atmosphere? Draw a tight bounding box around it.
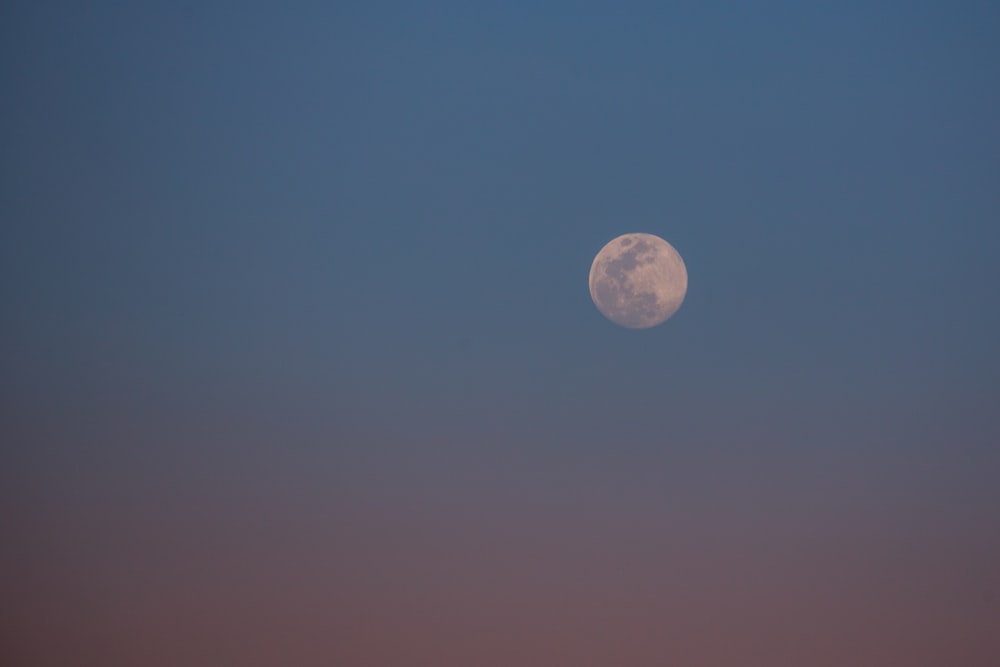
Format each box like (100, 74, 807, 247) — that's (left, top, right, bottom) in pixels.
(4, 2, 999, 664)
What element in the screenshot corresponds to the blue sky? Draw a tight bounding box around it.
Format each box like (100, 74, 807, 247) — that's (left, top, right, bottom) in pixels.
(4, 2, 999, 663)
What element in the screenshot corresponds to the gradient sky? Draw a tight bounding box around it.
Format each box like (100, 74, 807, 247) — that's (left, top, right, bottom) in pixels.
(3, 2, 999, 665)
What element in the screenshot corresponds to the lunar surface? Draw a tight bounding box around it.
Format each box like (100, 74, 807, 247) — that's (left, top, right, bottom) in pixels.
(589, 232, 688, 329)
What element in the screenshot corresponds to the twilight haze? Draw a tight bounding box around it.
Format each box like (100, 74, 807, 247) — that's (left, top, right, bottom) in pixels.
(3, 2, 999, 665)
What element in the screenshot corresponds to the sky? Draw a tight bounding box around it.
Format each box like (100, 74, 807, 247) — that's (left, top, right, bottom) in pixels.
(3, 1, 999, 664)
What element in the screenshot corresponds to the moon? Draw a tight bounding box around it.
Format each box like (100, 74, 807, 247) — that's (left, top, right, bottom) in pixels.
(589, 232, 688, 329)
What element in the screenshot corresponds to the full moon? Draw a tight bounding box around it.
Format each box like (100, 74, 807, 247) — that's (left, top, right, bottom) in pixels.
(589, 232, 688, 329)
